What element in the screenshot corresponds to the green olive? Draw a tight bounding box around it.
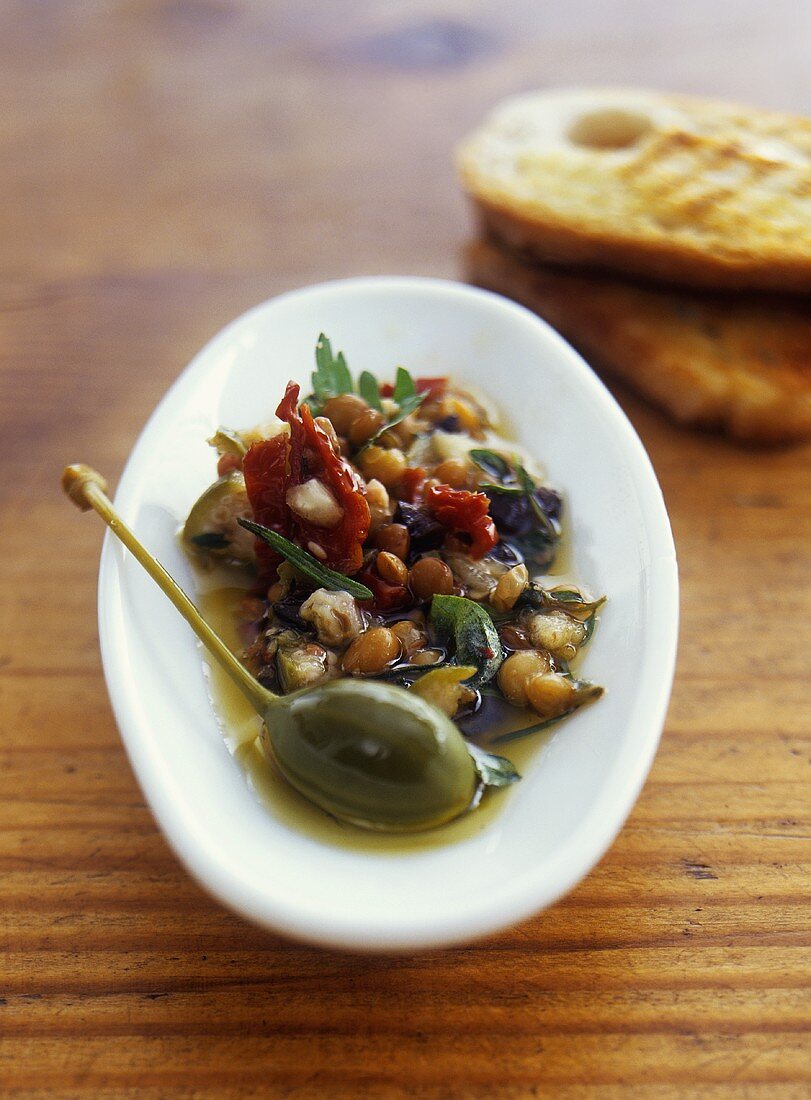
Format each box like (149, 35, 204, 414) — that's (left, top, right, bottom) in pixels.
(260, 679, 478, 831)
(183, 471, 254, 561)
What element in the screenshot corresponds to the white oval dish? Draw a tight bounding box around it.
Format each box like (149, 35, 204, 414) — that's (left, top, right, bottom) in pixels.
(98, 277, 678, 951)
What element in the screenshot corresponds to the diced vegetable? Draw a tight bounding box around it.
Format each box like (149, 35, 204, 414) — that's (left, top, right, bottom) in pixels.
(410, 664, 477, 718)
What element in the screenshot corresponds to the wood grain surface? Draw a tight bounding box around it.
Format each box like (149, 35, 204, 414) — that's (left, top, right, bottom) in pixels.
(2, 1, 810, 1095)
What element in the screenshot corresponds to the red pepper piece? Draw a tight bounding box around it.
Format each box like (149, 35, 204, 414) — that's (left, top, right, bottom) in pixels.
(276, 382, 370, 575)
(425, 483, 498, 559)
(399, 466, 427, 504)
(414, 376, 448, 400)
(355, 564, 410, 613)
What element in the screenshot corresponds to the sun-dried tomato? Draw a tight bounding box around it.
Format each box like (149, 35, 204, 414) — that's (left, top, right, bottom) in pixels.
(242, 432, 290, 578)
(425, 483, 498, 559)
(276, 382, 370, 575)
(243, 382, 370, 580)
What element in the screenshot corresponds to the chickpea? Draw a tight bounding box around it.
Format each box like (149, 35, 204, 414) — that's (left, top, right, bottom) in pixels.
(409, 557, 454, 601)
(322, 393, 368, 435)
(390, 619, 426, 655)
(314, 416, 340, 452)
(342, 627, 401, 675)
(379, 425, 409, 450)
(491, 564, 529, 613)
(365, 478, 392, 533)
(373, 522, 410, 561)
(409, 648, 444, 667)
(497, 650, 552, 707)
(433, 458, 470, 490)
(359, 445, 407, 490)
(348, 407, 385, 447)
(526, 610, 587, 661)
(377, 551, 409, 586)
(526, 672, 575, 719)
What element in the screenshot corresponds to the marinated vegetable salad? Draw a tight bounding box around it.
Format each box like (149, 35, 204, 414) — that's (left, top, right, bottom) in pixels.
(184, 335, 604, 818)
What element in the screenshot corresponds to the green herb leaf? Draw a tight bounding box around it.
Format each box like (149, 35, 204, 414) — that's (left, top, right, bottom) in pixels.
(469, 448, 511, 479)
(358, 370, 383, 412)
(429, 594, 503, 688)
(514, 463, 557, 538)
(312, 333, 353, 404)
(393, 366, 416, 404)
(467, 742, 521, 787)
(492, 712, 572, 745)
(237, 518, 373, 600)
(493, 679, 604, 744)
(479, 482, 525, 496)
(361, 387, 426, 450)
(519, 583, 607, 619)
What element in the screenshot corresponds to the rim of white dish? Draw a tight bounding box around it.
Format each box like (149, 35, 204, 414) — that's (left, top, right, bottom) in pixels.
(98, 276, 679, 951)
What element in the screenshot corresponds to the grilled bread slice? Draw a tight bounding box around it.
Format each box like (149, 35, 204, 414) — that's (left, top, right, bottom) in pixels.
(458, 89, 811, 293)
(466, 238, 811, 445)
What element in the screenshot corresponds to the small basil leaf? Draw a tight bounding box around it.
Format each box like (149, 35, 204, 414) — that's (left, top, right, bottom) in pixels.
(467, 742, 521, 787)
(237, 518, 373, 600)
(358, 370, 383, 411)
(479, 482, 525, 496)
(469, 448, 511, 479)
(313, 333, 353, 403)
(429, 594, 503, 688)
(393, 366, 416, 404)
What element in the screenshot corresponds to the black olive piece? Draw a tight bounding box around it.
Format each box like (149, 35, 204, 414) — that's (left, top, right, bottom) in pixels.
(484, 489, 534, 536)
(488, 540, 524, 566)
(271, 596, 312, 631)
(436, 415, 461, 432)
(396, 501, 445, 556)
(534, 486, 562, 521)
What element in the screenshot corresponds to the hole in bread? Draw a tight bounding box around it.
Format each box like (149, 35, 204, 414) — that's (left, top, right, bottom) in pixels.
(567, 108, 652, 150)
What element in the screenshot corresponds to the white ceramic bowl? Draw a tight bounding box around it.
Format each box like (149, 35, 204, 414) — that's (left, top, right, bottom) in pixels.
(98, 277, 678, 951)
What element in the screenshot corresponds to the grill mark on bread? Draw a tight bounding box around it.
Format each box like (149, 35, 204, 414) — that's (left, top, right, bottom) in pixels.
(458, 89, 811, 291)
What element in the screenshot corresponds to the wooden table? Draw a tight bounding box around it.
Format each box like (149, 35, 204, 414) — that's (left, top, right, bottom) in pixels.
(2, 2, 809, 1095)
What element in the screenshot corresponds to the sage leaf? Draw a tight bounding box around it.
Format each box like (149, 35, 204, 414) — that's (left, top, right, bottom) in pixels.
(393, 365, 416, 403)
(358, 370, 383, 411)
(469, 448, 511, 479)
(429, 593, 503, 688)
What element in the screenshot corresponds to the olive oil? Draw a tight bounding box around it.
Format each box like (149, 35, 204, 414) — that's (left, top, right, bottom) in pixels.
(196, 576, 550, 853)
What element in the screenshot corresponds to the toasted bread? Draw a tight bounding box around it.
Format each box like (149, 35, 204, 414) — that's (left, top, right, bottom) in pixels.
(466, 238, 811, 445)
(458, 89, 811, 293)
